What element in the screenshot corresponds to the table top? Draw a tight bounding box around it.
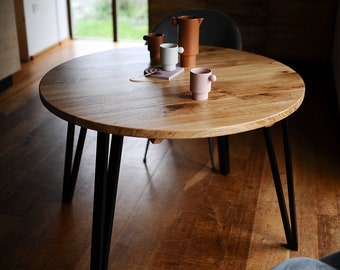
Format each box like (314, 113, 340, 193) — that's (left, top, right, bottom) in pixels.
(39, 46, 305, 139)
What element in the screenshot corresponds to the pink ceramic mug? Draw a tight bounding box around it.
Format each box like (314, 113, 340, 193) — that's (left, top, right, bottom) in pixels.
(190, 67, 217, 100)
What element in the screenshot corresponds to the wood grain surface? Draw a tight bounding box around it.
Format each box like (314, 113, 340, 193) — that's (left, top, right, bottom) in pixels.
(39, 46, 305, 139)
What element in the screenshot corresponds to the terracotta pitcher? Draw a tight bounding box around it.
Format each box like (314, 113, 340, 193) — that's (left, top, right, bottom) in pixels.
(143, 33, 165, 65)
(171, 15, 204, 67)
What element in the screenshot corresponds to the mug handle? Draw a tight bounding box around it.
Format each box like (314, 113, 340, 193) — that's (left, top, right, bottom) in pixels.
(209, 74, 217, 82)
(171, 17, 178, 25)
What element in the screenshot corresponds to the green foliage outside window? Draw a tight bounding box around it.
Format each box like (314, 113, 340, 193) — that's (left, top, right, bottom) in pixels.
(72, 0, 148, 41)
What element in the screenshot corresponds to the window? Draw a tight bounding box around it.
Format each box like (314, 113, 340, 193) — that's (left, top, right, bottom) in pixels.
(70, 0, 148, 41)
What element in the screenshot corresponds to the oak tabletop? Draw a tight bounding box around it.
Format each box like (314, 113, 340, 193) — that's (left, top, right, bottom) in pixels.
(39, 46, 305, 139)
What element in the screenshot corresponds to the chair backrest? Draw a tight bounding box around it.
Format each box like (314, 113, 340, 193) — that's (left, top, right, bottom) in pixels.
(151, 9, 242, 50)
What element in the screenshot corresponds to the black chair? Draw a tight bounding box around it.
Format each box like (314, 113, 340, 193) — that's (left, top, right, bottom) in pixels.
(143, 9, 242, 171)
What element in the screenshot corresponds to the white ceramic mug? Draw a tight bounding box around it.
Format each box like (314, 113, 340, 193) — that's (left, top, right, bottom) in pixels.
(190, 67, 217, 100)
(160, 43, 184, 71)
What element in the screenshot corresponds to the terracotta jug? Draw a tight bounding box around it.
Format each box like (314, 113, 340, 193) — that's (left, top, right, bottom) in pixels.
(143, 33, 165, 66)
(171, 15, 204, 67)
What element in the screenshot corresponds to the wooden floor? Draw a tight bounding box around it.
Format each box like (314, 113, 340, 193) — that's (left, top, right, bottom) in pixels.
(1, 39, 340, 269)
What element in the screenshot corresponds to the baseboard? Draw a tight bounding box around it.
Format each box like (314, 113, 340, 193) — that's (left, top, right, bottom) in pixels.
(0, 76, 13, 92)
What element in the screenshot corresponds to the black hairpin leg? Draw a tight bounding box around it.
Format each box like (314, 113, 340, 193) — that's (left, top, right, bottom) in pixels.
(62, 123, 87, 203)
(91, 133, 123, 270)
(263, 119, 298, 251)
(143, 139, 150, 163)
(208, 138, 217, 171)
(217, 135, 230, 175)
(143, 138, 219, 172)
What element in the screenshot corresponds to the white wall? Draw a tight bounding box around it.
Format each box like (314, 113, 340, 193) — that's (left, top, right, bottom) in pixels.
(23, 0, 69, 57)
(333, 2, 340, 109)
(56, 0, 69, 40)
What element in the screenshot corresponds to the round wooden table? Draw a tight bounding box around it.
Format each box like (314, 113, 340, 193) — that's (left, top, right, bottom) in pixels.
(40, 46, 304, 138)
(40, 46, 305, 270)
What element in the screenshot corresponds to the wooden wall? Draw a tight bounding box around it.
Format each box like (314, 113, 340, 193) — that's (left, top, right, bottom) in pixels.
(148, 0, 337, 61)
(332, 4, 340, 111)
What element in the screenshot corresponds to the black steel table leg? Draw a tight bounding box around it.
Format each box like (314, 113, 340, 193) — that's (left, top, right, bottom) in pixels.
(91, 133, 124, 270)
(217, 135, 230, 175)
(282, 119, 298, 250)
(62, 123, 87, 203)
(143, 139, 150, 163)
(263, 119, 298, 250)
(208, 138, 217, 171)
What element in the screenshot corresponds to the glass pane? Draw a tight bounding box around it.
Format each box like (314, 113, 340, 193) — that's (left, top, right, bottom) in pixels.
(70, 0, 148, 41)
(117, 0, 148, 41)
(71, 0, 113, 39)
